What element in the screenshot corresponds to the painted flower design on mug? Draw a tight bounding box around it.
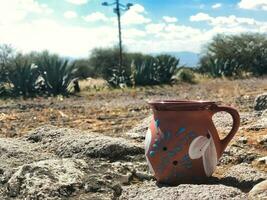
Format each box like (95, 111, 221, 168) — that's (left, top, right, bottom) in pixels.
(188, 130, 218, 176)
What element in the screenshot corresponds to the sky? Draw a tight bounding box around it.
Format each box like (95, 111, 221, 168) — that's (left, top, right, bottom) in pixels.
(0, 0, 266, 58)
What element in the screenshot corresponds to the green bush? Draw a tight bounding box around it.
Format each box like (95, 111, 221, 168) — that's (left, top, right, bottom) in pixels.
(74, 59, 97, 79)
(88, 47, 179, 87)
(7, 54, 41, 96)
(130, 54, 179, 86)
(0, 44, 15, 94)
(35, 51, 80, 95)
(89, 47, 129, 80)
(198, 33, 267, 77)
(176, 68, 196, 84)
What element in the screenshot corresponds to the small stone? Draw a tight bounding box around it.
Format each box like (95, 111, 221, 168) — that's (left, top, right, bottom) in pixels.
(254, 93, 267, 111)
(249, 180, 267, 200)
(111, 183, 122, 197)
(134, 171, 154, 181)
(257, 157, 267, 165)
(237, 136, 248, 144)
(118, 173, 132, 185)
(258, 135, 267, 146)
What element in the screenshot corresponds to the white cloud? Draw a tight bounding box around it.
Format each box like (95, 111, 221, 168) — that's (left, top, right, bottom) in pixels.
(145, 23, 165, 34)
(0, 0, 265, 57)
(64, 11, 78, 19)
(190, 12, 261, 27)
(212, 3, 222, 9)
(121, 4, 151, 25)
(83, 12, 108, 22)
(0, 0, 53, 25)
(65, 0, 88, 5)
(163, 16, 178, 23)
(0, 19, 118, 57)
(238, 0, 267, 10)
(190, 13, 212, 22)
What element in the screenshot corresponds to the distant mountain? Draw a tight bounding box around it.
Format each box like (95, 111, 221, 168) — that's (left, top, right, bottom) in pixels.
(152, 51, 200, 68)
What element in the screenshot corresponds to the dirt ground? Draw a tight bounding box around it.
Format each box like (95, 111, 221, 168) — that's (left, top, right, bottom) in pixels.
(0, 78, 266, 137)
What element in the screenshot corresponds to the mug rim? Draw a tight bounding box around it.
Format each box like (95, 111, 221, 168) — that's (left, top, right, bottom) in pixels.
(148, 100, 217, 110)
(148, 100, 216, 105)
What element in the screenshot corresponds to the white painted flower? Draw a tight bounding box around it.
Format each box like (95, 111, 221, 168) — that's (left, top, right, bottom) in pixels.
(188, 131, 218, 176)
(144, 129, 155, 175)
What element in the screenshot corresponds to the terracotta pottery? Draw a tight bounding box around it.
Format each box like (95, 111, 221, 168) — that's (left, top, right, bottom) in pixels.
(145, 100, 240, 185)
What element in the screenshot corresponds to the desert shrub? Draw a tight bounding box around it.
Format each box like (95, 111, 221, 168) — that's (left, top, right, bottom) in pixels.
(176, 67, 196, 84)
(74, 59, 97, 79)
(130, 58, 156, 86)
(0, 44, 16, 94)
(7, 54, 41, 96)
(154, 54, 179, 84)
(198, 33, 267, 77)
(35, 51, 80, 95)
(88, 47, 129, 80)
(88, 47, 180, 87)
(130, 54, 179, 86)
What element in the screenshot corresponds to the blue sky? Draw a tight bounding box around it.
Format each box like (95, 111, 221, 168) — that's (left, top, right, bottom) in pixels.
(0, 0, 266, 57)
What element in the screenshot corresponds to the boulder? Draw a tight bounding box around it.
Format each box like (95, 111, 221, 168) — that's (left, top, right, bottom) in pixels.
(25, 125, 144, 161)
(254, 93, 267, 111)
(119, 181, 247, 200)
(0, 137, 54, 169)
(6, 159, 88, 199)
(248, 180, 267, 200)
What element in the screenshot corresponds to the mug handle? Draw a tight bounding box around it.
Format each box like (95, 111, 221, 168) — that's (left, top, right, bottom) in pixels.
(211, 105, 240, 155)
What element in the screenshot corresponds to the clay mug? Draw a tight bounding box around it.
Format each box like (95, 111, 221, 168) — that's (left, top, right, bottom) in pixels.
(145, 100, 240, 185)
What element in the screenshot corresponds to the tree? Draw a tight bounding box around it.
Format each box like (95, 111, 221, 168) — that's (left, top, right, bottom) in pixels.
(198, 33, 267, 77)
(0, 44, 16, 83)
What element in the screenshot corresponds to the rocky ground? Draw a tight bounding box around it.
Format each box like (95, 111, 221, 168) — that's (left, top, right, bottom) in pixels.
(0, 78, 266, 199)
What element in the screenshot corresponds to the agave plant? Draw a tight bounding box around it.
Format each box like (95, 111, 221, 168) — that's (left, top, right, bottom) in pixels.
(36, 51, 79, 95)
(130, 54, 179, 86)
(154, 55, 179, 84)
(7, 55, 41, 96)
(131, 58, 157, 86)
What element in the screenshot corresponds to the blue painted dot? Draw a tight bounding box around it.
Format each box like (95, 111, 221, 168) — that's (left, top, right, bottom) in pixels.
(177, 127, 186, 135)
(149, 151, 155, 157)
(155, 119, 160, 128)
(152, 144, 158, 148)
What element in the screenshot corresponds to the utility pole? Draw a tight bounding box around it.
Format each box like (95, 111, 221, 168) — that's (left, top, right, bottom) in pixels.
(102, 0, 133, 72)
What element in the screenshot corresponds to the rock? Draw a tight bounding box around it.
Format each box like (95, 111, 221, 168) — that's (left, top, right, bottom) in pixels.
(254, 93, 267, 111)
(25, 126, 144, 161)
(0, 137, 54, 169)
(119, 181, 247, 200)
(6, 159, 88, 199)
(222, 163, 267, 189)
(256, 156, 267, 165)
(257, 135, 267, 148)
(133, 171, 154, 181)
(219, 144, 259, 165)
(246, 116, 267, 131)
(237, 136, 248, 144)
(248, 180, 267, 200)
(126, 116, 152, 141)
